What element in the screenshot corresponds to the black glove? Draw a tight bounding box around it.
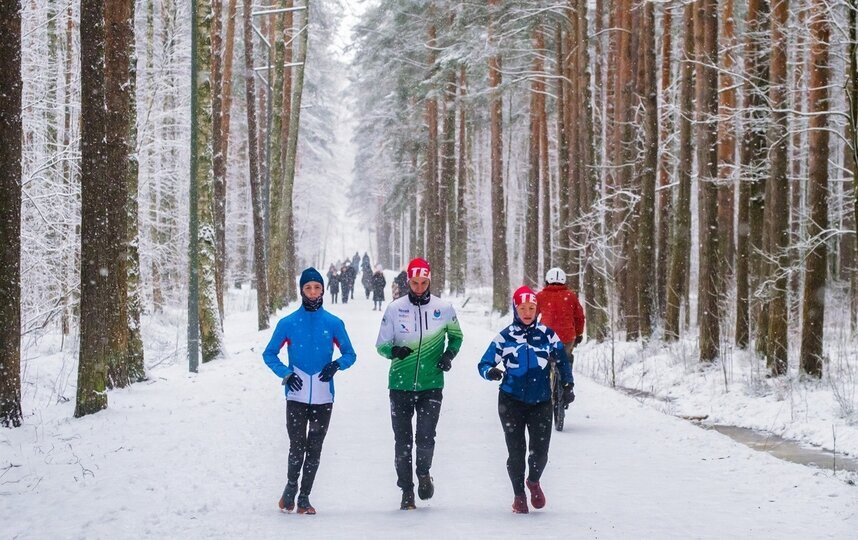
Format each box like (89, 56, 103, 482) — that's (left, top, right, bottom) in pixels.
(574, 335, 583, 347)
(391, 346, 413, 360)
(436, 350, 454, 372)
(562, 383, 575, 408)
(318, 361, 340, 382)
(282, 373, 303, 392)
(487, 367, 503, 381)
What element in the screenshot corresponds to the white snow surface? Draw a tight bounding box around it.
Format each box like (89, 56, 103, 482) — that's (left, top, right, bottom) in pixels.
(3, 290, 858, 539)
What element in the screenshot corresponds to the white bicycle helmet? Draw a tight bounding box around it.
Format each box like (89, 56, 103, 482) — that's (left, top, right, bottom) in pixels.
(545, 267, 567, 285)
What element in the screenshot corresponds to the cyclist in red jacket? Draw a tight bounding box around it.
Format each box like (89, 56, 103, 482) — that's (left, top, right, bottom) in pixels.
(536, 268, 585, 359)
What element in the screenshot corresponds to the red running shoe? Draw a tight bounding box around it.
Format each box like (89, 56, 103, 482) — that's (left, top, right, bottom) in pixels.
(512, 494, 529, 514)
(526, 480, 545, 509)
(296, 495, 316, 515)
(278, 482, 298, 513)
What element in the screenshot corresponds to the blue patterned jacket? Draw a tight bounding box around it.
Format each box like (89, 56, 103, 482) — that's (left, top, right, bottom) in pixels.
(478, 316, 573, 404)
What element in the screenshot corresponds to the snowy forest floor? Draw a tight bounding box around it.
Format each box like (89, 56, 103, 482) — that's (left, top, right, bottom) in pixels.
(3, 285, 858, 539)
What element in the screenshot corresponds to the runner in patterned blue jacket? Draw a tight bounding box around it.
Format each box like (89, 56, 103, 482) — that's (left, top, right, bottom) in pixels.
(263, 267, 356, 515)
(478, 286, 574, 514)
(477, 296, 573, 404)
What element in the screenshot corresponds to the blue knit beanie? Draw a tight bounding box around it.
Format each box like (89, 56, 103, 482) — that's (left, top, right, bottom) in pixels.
(300, 267, 324, 289)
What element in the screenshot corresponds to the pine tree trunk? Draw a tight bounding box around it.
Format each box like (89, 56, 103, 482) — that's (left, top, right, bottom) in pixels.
(695, 0, 720, 362)
(439, 61, 456, 292)
(211, 0, 226, 317)
(578, 0, 609, 341)
(243, 0, 271, 330)
(761, 0, 790, 375)
(524, 26, 543, 290)
(103, 0, 135, 387)
(217, 0, 238, 287)
(540, 84, 551, 276)
(637, 2, 657, 339)
(77, 0, 112, 416)
(61, 4, 76, 335)
(665, 2, 695, 342)
(115, 0, 145, 382)
(281, 0, 309, 303)
(454, 66, 468, 296)
(555, 25, 570, 276)
(737, 0, 770, 349)
(489, 0, 509, 314)
(195, 0, 225, 363)
(799, 0, 829, 378)
(268, 1, 289, 311)
(615, 0, 637, 336)
(717, 0, 737, 282)
(0, 0, 23, 428)
(656, 6, 673, 318)
(566, 16, 581, 286)
(790, 3, 807, 299)
(849, 0, 858, 333)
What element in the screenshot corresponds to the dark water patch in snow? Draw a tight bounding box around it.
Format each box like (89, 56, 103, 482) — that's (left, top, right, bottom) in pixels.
(614, 385, 858, 482)
(699, 424, 858, 479)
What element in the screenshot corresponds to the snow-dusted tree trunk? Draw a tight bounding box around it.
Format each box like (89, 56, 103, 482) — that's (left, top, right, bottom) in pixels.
(269, 0, 291, 312)
(665, 2, 695, 342)
(849, 0, 858, 332)
(577, 0, 609, 341)
(695, 0, 721, 363)
(799, 0, 830, 378)
(489, 0, 509, 315)
(218, 0, 238, 288)
(243, 0, 270, 330)
(760, 0, 790, 375)
(656, 5, 673, 317)
(0, 0, 23, 428)
(717, 0, 737, 279)
(194, 0, 225, 363)
(524, 25, 543, 290)
(737, 0, 770, 349)
(212, 0, 226, 318)
(280, 0, 309, 304)
(441, 62, 456, 293)
(105, 0, 145, 383)
(452, 65, 468, 296)
(556, 25, 570, 276)
(637, 1, 657, 339)
(77, 0, 112, 416)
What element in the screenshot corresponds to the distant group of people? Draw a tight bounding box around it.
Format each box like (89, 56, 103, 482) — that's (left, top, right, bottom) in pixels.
(263, 256, 584, 515)
(325, 252, 387, 310)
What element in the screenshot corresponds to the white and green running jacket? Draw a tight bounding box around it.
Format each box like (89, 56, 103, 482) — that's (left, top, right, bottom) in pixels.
(375, 294, 464, 391)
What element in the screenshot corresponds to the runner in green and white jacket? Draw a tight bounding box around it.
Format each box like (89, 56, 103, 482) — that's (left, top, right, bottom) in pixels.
(375, 257, 463, 510)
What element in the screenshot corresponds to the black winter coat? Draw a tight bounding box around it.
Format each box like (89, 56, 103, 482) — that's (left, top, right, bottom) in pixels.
(371, 272, 386, 301)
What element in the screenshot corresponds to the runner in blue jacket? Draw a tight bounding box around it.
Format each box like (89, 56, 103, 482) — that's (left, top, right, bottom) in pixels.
(263, 267, 357, 515)
(478, 286, 574, 514)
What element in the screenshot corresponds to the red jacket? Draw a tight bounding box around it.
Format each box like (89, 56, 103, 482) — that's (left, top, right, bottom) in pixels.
(536, 284, 585, 344)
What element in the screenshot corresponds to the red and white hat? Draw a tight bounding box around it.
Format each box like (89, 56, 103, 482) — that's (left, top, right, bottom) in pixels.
(407, 257, 431, 280)
(513, 286, 537, 307)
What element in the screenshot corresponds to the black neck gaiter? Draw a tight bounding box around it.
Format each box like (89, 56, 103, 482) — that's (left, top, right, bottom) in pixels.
(408, 287, 431, 306)
(302, 292, 324, 312)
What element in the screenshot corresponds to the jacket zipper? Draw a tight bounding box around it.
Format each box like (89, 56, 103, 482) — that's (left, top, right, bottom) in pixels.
(414, 303, 424, 390)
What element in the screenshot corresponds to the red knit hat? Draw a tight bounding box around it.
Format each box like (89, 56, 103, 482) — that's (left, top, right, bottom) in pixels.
(407, 257, 431, 280)
(512, 286, 537, 307)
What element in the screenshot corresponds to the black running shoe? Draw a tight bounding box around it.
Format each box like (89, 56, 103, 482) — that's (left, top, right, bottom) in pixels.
(400, 489, 416, 510)
(417, 475, 434, 500)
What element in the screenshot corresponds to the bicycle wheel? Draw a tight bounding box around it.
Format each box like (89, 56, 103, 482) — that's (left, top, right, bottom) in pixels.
(552, 370, 565, 432)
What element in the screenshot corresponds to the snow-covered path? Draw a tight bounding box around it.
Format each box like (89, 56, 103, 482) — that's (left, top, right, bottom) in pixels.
(3, 295, 857, 539)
